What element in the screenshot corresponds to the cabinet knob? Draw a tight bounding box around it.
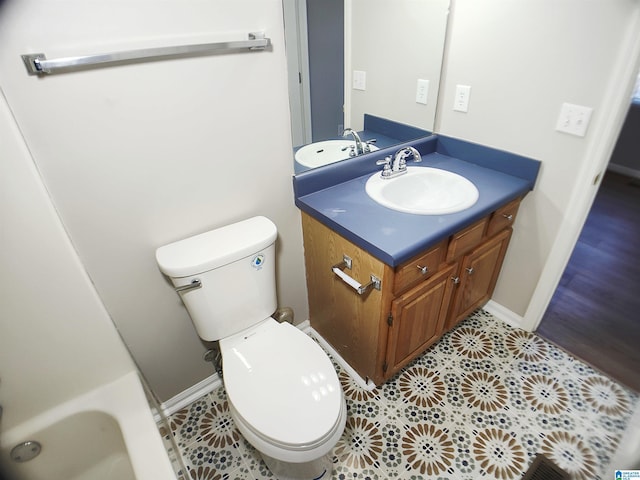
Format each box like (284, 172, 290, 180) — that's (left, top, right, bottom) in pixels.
(502, 214, 513, 221)
(417, 265, 428, 275)
(466, 267, 474, 275)
(451, 276, 460, 285)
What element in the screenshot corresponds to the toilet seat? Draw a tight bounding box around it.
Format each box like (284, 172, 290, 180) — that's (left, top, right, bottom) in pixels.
(220, 318, 344, 451)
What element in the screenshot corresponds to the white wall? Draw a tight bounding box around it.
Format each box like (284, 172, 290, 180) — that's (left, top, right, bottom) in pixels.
(0, 91, 135, 431)
(438, 0, 640, 319)
(0, 0, 307, 401)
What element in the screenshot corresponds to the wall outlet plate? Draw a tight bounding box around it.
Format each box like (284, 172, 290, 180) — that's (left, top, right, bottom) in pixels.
(556, 102, 593, 137)
(416, 79, 429, 105)
(453, 84, 471, 112)
(353, 70, 366, 91)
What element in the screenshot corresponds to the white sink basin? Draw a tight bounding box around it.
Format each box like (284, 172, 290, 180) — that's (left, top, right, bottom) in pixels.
(295, 140, 379, 168)
(365, 166, 479, 215)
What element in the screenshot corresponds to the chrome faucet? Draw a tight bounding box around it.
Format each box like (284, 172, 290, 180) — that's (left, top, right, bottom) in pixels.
(342, 128, 365, 156)
(393, 146, 422, 171)
(342, 128, 376, 157)
(376, 146, 422, 178)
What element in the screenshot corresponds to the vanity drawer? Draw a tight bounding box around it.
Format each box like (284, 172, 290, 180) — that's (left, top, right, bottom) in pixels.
(486, 198, 521, 237)
(393, 240, 446, 295)
(446, 217, 488, 262)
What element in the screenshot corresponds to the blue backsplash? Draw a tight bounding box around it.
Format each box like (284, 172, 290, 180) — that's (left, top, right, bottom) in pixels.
(293, 135, 540, 198)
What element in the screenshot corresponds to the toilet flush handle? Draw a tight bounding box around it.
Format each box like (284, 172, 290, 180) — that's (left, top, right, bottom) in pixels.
(175, 279, 202, 293)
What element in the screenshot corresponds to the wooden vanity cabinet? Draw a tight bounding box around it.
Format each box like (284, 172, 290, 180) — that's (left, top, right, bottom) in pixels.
(300, 196, 521, 385)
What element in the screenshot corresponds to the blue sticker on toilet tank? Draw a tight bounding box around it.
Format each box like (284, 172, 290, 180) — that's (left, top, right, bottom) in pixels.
(251, 254, 265, 270)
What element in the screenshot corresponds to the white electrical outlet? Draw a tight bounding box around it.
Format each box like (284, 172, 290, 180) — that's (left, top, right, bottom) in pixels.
(555, 102, 593, 137)
(453, 85, 471, 112)
(353, 70, 366, 91)
(416, 79, 429, 105)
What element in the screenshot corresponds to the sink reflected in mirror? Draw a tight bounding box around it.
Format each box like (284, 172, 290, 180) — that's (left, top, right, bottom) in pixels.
(284, 0, 450, 172)
(365, 167, 479, 215)
(295, 140, 380, 168)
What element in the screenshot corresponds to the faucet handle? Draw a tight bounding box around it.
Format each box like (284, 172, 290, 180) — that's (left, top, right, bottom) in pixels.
(376, 155, 392, 166)
(341, 145, 357, 157)
(376, 156, 393, 177)
(363, 139, 376, 153)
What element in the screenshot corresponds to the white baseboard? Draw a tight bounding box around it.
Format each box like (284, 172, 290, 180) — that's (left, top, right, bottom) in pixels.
(300, 322, 377, 392)
(608, 162, 640, 180)
(484, 300, 527, 331)
(160, 305, 529, 417)
(158, 319, 378, 418)
(160, 372, 222, 418)
(296, 319, 311, 331)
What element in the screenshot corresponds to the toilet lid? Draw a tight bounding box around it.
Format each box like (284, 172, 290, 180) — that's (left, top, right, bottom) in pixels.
(220, 320, 343, 448)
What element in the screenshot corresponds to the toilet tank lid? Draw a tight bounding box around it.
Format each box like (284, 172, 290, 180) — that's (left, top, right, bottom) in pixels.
(155, 216, 277, 278)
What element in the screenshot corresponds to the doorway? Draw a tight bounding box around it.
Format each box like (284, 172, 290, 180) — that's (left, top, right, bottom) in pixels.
(536, 101, 640, 392)
(282, 0, 344, 148)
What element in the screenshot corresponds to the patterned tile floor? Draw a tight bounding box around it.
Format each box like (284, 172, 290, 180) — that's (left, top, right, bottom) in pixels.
(163, 310, 638, 480)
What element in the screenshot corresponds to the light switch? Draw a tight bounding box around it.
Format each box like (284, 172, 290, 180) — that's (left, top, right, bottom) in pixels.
(453, 85, 471, 112)
(555, 102, 593, 137)
(416, 79, 429, 105)
(353, 70, 366, 91)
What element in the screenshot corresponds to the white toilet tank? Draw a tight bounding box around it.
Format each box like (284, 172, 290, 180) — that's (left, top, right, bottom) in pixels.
(155, 216, 278, 341)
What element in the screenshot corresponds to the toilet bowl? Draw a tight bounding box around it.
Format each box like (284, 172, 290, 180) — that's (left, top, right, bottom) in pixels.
(221, 318, 346, 479)
(155, 216, 346, 479)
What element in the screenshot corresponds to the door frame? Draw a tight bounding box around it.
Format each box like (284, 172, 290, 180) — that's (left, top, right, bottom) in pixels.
(522, 9, 640, 332)
(282, 0, 312, 147)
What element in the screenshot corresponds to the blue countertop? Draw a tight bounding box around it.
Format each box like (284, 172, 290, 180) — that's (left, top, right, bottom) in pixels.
(294, 136, 540, 267)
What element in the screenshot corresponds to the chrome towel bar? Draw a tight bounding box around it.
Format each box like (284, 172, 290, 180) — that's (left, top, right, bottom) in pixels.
(331, 255, 381, 295)
(21, 32, 270, 76)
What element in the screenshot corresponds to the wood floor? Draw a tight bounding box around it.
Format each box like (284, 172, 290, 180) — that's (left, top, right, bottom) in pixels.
(537, 171, 640, 392)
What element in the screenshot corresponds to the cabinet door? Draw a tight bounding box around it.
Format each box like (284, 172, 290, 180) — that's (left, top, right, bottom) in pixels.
(447, 228, 512, 330)
(384, 264, 457, 378)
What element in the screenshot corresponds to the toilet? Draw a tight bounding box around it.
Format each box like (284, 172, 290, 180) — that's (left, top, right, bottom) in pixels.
(155, 216, 346, 480)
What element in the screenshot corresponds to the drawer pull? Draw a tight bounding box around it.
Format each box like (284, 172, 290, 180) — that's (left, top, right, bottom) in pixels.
(466, 267, 474, 275)
(417, 265, 429, 275)
(451, 276, 460, 285)
(502, 214, 513, 221)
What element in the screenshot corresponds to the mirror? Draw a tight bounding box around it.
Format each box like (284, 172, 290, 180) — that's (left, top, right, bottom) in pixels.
(284, 0, 450, 172)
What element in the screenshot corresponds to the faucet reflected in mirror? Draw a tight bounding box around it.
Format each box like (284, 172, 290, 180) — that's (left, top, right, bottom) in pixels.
(293, 115, 428, 173)
(284, 0, 450, 172)
(341, 127, 375, 156)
